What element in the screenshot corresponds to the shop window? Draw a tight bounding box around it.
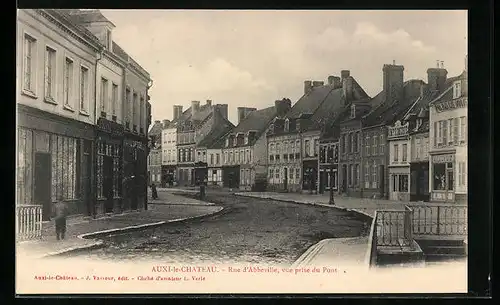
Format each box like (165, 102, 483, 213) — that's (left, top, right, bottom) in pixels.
(399, 175, 408, 192)
(433, 163, 446, 190)
(51, 134, 80, 201)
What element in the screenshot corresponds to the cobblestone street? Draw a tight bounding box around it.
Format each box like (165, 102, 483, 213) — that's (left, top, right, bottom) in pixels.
(59, 191, 370, 266)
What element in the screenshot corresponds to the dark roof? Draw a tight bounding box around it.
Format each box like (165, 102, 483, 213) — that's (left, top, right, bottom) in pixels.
(63, 9, 115, 27)
(112, 42, 128, 60)
(198, 113, 235, 149)
(46, 10, 103, 46)
(165, 104, 214, 129)
(232, 106, 276, 134)
(148, 121, 163, 136)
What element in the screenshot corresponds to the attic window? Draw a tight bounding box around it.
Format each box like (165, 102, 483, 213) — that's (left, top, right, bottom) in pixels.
(453, 81, 462, 99)
(225, 138, 229, 147)
(350, 104, 356, 118)
(269, 123, 274, 133)
(284, 118, 290, 132)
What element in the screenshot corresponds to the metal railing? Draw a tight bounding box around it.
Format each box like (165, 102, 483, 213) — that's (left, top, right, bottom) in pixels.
(410, 204, 467, 236)
(16, 205, 43, 241)
(375, 207, 414, 247)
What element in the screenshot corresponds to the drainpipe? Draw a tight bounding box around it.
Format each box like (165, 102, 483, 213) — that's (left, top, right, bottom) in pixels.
(93, 49, 104, 219)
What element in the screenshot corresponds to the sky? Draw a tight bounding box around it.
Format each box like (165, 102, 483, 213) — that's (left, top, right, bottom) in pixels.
(101, 10, 468, 125)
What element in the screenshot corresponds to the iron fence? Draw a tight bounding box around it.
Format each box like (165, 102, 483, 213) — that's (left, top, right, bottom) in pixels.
(410, 204, 467, 236)
(375, 207, 414, 247)
(16, 205, 43, 241)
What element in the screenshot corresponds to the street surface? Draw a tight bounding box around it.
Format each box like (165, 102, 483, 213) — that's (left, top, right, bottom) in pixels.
(61, 189, 370, 266)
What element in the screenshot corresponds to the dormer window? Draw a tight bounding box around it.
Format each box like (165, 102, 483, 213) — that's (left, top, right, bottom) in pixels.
(453, 81, 462, 99)
(350, 104, 356, 118)
(244, 135, 249, 145)
(269, 123, 274, 133)
(284, 118, 290, 132)
(225, 138, 229, 147)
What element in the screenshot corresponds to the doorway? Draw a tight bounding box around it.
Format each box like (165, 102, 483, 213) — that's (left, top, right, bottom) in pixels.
(283, 167, 288, 191)
(103, 155, 114, 213)
(342, 165, 347, 193)
(34, 153, 52, 221)
(82, 152, 92, 216)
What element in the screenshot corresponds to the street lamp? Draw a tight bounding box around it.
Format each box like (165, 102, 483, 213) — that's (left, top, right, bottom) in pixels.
(329, 144, 339, 205)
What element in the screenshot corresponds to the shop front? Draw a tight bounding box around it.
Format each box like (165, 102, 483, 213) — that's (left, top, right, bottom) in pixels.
(194, 161, 208, 185)
(302, 160, 318, 193)
(17, 105, 95, 220)
(95, 118, 124, 215)
(123, 133, 148, 211)
(410, 162, 430, 202)
(319, 165, 338, 194)
(389, 166, 410, 201)
(161, 165, 177, 187)
(429, 152, 456, 203)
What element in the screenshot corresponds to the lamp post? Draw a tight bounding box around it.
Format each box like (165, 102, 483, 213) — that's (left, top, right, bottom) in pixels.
(329, 144, 339, 205)
(329, 163, 335, 205)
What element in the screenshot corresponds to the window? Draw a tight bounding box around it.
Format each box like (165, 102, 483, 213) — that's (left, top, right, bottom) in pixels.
(17, 128, 33, 206)
(357, 132, 361, 152)
(350, 133, 355, 153)
(269, 169, 274, 182)
(276, 143, 281, 154)
(365, 136, 370, 156)
(80, 66, 89, 112)
(453, 81, 462, 99)
(100, 78, 108, 114)
(275, 169, 280, 179)
(132, 93, 138, 129)
(423, 138, 429, 158)
(64, 58, 74, 107)
(296, 168, 300, 179)
(402, 144, 408, 162)
(224, 152, 228, 164)
(460, 116, 467, 142)
(346, 134, 351, 153)
(348, 164, 353, 186)
(399, 175, 408, 192)
(229, 152, 233, 163)
(459, 162, 467, 187)
(433, 122, 438, 147)
(433, 163, 454, 191)
(364, 162, 370, 188)
(235, 151, 239, 163)
(314, 139, 319, 156)
(341, 135, 346, 154)
(355, 164, 360, 186)
(304, 140, 310, 157)
(215, 153, 220, 164)
(52, 134, 80, 201)
(372, 161, 378, 188)
(379, 134, 385, 154)
(453, 118, 459, 143)
(284, 119, 289, 131)
(394, 144, 399, 162)
(416, 138, 421, 159)
(442, 120, 448, 144)
(448, 119, 454, 143)
(210, 154, 214, 165)
(140, 96, 145, 133)
(246, 149, 250, 163)
(23, 34, 36, 93)
(112, 83, 118, 116)
(44, 47, 56, 100)
(372, 136, 378, 155)
(350, 104, 356, 118)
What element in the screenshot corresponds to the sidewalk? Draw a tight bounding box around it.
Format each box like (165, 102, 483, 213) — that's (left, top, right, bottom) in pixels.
(234, 191, 413, 218)
(17, 193, 223, 259)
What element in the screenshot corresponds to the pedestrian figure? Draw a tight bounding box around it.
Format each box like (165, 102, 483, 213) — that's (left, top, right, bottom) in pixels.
(52, 199, 68, 241)
(151, 182, 158, 200)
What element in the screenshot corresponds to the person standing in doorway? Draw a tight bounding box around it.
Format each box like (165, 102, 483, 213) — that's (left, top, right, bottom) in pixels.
(151, 182, 158, 200)
(53, 198, 68, 241)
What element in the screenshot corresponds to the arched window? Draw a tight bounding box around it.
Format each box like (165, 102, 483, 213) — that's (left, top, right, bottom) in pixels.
(284, 119, 290, 132)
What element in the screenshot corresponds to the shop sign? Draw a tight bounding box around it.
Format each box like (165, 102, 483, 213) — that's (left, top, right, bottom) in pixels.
(97, 118, 124, 137)
(432, 154, 455, 164)
(435, 98, 467, 113)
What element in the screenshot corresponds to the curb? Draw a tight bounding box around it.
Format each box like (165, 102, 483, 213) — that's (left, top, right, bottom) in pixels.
(40, 206, 225, 258)
(235, 193, 374, 221)
(291, 239, 330, 268)
(78, 206, 225, 240)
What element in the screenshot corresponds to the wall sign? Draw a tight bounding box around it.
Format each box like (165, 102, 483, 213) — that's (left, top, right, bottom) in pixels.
(435, 98, 468, 113)
(432, 154, 455, 163)
(97, 118, 124, 137)
(388, 120, 408, 138)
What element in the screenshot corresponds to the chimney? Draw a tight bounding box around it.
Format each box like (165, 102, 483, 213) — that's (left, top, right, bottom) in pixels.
(328, 76, 342, 89)
(341, 70, 350, 81)
(312, 81, 324, 87)
(304, 80, 313, 95)
(173, 105, 183, 120)
(206, 99, 212, 107)
(162, 119, 170, 128)
(191, 101, 200, 117)
(383, 63, 405, 104)
(275, 98, 292, 117)
(427, 62, 448, 92)
(65, 10, 115, 48)
(215, 104, 228, 120)
(237, 107, 257, 124)
(342, 77, 354, 104)
(154, 120, 160, 124)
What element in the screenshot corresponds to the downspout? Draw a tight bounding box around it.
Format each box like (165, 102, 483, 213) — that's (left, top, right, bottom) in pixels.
(93, 49, 104, 218)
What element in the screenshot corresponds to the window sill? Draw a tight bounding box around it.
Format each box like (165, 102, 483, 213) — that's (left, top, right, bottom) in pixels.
(44, 96, 58, 105)
(63, 104, 75, 112)
(21, 89, 38, 99)
(79, 110, 90, 117)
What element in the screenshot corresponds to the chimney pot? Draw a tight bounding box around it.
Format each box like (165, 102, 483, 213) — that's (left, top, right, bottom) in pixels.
(341, 70, 350, 80)
(304, 80, 313, 95)
(206, 99, 212, 106)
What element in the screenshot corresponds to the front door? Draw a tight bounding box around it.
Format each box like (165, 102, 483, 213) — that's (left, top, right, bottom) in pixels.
(103, 156, 114, 213)
(283, 167, 288, 191)
(342, 165, 347, 193)
(34, 153, 52, 221)
(82, 152, 92, 216)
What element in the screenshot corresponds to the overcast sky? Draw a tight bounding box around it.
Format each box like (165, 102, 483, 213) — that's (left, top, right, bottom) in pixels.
(101, 10, 468, 125)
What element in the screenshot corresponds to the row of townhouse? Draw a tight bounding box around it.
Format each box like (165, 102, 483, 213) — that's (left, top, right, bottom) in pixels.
(17, 9, 152, 222)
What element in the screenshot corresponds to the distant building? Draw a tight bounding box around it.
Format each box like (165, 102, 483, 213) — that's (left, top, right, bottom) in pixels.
(428, 61, 467, 204)
(161, 115, 178, 187)
(147, 120, 163, 185)
(222, 104, 283, 190)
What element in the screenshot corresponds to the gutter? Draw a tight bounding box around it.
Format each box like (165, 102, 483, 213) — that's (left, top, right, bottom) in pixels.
(93, 49, 104, 219)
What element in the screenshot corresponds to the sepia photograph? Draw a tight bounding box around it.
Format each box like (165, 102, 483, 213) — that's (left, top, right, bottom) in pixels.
(16, 9, 469, 294)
